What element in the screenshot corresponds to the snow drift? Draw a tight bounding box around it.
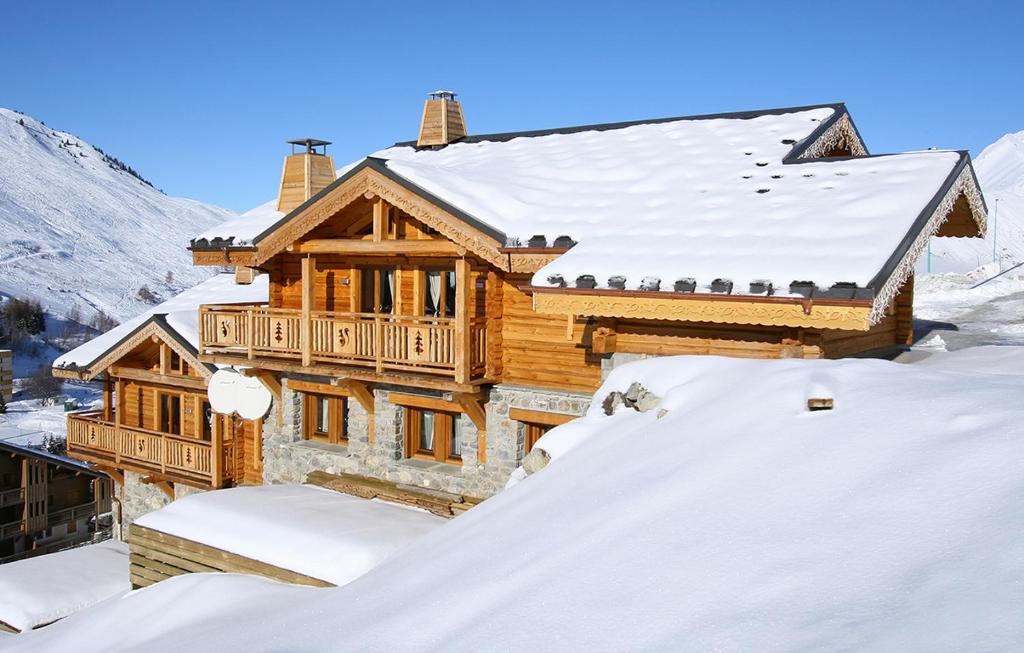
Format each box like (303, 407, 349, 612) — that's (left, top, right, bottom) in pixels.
(8, 354, 1024, 651)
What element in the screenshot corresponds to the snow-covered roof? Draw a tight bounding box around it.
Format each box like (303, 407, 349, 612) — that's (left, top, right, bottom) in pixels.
(192, 104, 985, 317)
(0, 541, 129, 632)
(135, 484, 445, 586)
(53, 274, 268, 374)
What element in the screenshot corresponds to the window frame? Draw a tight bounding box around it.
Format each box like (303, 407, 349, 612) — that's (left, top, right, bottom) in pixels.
(358, 267, 396, 315)
(421, 268, 457, 318)
(303, 393, 349, 445)
(405, 407, 462, 464)
(157, 391, 182, 436)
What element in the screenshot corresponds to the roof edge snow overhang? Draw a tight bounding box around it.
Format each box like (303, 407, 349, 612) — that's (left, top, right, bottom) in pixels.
(52, 315, 216, 382)
(0, 439, 103, 475)
(527, 286, 874, 331)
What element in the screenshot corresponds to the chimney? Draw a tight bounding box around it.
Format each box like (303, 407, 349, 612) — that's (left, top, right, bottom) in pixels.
(417, 90, 467, 147)
(276, 138, 336, 213)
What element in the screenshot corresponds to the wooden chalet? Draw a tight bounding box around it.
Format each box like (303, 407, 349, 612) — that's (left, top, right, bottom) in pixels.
(0, 440, 111, 563)
(57, 94, 987, 537)
(53, 276, 268, 532)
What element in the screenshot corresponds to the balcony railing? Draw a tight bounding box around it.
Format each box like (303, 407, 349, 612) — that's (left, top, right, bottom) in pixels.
(200, 306, 487, 380)
(0, 487, 24, 508)
(0, 518, 24, 539)
(66, 411, 235, 488)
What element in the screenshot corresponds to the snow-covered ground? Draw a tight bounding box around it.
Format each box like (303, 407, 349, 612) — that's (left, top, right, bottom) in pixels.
(6, 345, 1024, 652)
(0, 382, 99, 448)
(0, 540, 129, 632)
(0, 107, 234, 323)
(914, 268, 1024, 349)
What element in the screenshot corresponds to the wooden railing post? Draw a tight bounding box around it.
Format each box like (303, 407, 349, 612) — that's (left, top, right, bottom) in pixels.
(114, 379, 123, 465)
(375, 316, 384, 373)
(246, 308, 255, 360)
(301, 256, 315, 367)
(211, 416, 223, 488)
(454, 258, 471, 384)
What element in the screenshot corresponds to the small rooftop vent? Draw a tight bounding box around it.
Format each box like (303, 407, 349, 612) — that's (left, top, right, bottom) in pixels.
(417, 90, 467, 148)
(276, 138, 336, 214)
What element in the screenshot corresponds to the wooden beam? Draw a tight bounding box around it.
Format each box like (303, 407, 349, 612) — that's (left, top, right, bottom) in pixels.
(290, 379, 352, 398)
(211, 416, 223, 489)
(301, 256, 315, 366)
(140, 477, 175, 500)
(508, 407, 577, 427)
(454, 392, 487, 463)
(102, 377, 113, 421)
(454, 258, 471, 384)
(388, 392, 462, 413)
(291, 239, 461, 256)
(95, 466, 125, 487)
(108, 366, 207, 392)
(336, 379, 374, 414)
(372, 198, 387, 242)
(159, 343, 169, 375)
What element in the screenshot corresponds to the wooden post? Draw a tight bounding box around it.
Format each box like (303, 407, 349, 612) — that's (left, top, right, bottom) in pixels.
(454, 258, 471, 384)
(246, 308, 255, 360)
(374, 316, 384, 373)
(301, 256, 315, 367)
(102, 377, 112, 421)
(372, 199, 387, 242)
(211, 415, 223, 488)
(159, 343, 169, 375)
(114, 379, 123, 465)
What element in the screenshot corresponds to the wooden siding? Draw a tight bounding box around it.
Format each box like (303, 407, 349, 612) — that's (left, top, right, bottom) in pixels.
(500, 274, 603, 392)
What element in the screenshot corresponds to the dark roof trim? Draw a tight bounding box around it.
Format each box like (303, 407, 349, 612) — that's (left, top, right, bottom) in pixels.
(392, 102, 848, 148)
(0, 439, 101, 475)
(867, 151, 974, 291)
(250, 157, 508, 247)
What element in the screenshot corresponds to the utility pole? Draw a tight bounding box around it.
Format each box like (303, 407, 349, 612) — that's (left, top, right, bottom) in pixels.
(992, 197, 1000, 268)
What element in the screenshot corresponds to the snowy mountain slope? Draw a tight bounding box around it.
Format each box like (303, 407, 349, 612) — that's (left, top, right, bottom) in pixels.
(0, 108, 235, 322)
(926, 130, 1024, 272)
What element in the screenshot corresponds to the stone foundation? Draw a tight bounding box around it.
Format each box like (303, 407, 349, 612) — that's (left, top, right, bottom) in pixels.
(263, 379, 592, 500)
(112, 471, 203, 540)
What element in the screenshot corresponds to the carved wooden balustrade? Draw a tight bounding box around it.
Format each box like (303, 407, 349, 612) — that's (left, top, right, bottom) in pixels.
(66, 410, 234, 489)
(200, 305, 487, 381)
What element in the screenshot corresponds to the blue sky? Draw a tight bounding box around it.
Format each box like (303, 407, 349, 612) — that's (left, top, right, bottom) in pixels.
(3, 0, 1021, 212)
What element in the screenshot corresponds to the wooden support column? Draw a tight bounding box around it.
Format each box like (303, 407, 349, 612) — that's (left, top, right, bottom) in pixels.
(454, 258, 471, 384)
(301, 255, 315, 367)
(159, 343, 169, 375)
(455, 392, 487, 464)
(114, 378, 123, 465)
(102, 377, 113, 421)
(372, 199, 388, 242)
(211, 416, 223, 488)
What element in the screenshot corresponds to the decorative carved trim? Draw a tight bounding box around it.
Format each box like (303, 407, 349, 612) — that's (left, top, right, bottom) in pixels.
(65, 320, 211, 382)
(869, 164, 987, 323)
(532, 292, 872, 331)
(507, 252, 565, 274)
(253, 168, 506, 269)
(191, 249, 257, 267)
(797, 112, 867, 158)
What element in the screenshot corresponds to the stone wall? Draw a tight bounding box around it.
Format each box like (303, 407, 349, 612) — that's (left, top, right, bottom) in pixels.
(262, 378, 592, 500)
(112, 471, 203, 540)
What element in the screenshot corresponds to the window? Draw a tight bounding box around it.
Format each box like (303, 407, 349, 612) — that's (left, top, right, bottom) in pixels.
(423, 269, 456, 317)
(524, 423, 552, 454)
(158, 392, 181, 435)
(304, 394, 348, 445)
(359, 268, 395, 314)
(406, 408, 462, 463)
(202, 402, 213, 441)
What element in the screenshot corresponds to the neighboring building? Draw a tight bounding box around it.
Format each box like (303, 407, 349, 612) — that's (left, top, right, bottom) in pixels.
(58, 95, 987, 530)
(0, 349, 11, 403)
(0, 440, 112, 563)
(52, 275, 268, 537)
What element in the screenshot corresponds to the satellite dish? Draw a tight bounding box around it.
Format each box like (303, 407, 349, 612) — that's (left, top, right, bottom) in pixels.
(236, 375, 273, 420)
(208, 369, 240, 414)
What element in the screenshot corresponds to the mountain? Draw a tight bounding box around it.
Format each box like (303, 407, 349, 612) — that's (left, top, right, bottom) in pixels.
(0, 108, 235, 323)
(925, 130, 1024, 273)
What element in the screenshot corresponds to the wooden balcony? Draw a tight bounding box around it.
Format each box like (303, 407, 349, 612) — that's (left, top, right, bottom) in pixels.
(0, 518, 24, 539)
(0, 487, 24, 509)
(66, 411, 235, 489)
(199, 306, 488, 385)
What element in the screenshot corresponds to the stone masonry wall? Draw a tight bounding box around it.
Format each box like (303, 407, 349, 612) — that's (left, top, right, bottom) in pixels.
(263, 378, 592, 500)
(112, 471, 203, 540)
